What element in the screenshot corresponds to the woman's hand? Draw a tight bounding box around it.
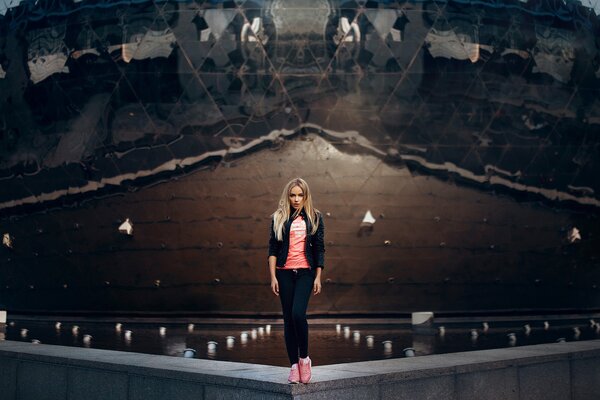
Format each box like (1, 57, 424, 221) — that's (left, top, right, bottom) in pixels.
(271, 278, 279, 296)
(313, 277, 322, 295)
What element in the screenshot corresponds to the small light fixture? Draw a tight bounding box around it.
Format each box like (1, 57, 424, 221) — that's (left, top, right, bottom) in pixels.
(124, 330, 132, 340)
(567, 227, 581, 243)
(265, 324, 271, 334)
(507, 333, 517, 346)
(543, 321, 550, 330)
(188, 324, 195, 332)
(482, 322, 489, 332)
(159, 327, 166, 336)
(55, 322, 61, 330)
(403, 347, 415, 357)
(183, 348, 196, 358)
(361, 210, 376, 227)
(118, 218, 133, 236)
(383, 340, 393, 356)
(115, 323, 122, 332)
(72, 325, 79, 335)
(2, 233, 14, 249)
(20, 328, 28, 337)
(207, 341, 217, 351)
(524, 324, 531, 335)
(438, 326, 446, 336)
(31, 339, 41, 344)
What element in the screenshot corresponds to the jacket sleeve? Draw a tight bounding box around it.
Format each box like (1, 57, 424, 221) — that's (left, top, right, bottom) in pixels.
(314, 214, 325, 269)
(268, 217, 281, 258)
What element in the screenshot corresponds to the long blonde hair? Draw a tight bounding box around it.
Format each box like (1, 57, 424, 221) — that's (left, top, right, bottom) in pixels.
(272, 178, 320, 241)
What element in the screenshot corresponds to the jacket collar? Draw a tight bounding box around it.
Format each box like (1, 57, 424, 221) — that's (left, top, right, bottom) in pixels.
(286, 208, 311, 233)
(288, 207, 307, 220)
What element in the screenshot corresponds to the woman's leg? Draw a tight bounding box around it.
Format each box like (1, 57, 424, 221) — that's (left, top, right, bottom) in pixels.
(291, 269, 315, 359)
(276, 269, 300, 365)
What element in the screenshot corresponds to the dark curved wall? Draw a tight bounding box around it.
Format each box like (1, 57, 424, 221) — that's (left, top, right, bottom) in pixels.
(0, 0, 599, 316)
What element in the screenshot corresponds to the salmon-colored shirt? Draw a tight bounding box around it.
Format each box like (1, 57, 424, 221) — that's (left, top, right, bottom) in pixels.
(281, 215, 310, 269)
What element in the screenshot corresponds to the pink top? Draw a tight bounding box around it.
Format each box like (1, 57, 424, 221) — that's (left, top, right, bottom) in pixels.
(281, 215, 310, 269)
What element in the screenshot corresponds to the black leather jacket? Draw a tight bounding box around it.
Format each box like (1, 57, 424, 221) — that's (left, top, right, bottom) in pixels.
(268, 208, 325, 270)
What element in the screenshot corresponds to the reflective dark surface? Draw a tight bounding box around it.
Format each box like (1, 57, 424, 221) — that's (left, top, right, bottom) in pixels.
(4, 318, 600, 366)
(0, 0, 599, 315)
(0, 0, 599, 209)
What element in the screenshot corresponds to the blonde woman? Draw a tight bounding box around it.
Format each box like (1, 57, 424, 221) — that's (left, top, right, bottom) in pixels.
(268, 178, 325, 384)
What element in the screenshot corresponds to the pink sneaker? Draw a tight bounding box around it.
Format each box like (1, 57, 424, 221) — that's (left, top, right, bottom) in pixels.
(299, 356, 312, 383)
(288, 363, 300, 384)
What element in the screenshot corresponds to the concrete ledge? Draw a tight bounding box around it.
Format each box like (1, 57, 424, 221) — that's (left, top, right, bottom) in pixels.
(0, 340, 599, 399)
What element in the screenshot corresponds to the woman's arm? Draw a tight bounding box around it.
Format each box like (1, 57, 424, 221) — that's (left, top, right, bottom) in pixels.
(268, 217, 281, 271)
(268, 219, 280, 296)
(269, 255, 279, 296)
(313, 266, 323, 294)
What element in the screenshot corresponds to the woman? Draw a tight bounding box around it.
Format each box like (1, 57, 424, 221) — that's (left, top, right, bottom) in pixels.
(268, 177, 325, 384)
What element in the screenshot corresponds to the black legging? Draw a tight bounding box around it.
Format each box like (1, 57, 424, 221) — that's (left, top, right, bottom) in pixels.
(276, 268, 316, 366)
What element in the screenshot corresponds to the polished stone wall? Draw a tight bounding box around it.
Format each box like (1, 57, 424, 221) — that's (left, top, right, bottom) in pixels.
(0, 0, 599, 315)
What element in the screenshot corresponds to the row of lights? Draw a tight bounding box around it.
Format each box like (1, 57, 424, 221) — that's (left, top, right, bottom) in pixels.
(335, 324, 402, 356)
(3, 216, 582, 252)
(360, 212, 582, 246)
(1, 218, 133, 253)
(11, 319, 598, 358)
(2, 218, 224, 253)
(438, 320, 600, 344)
(15, 321, 129, 346)
(184, 325, 274, 358)
(13, 321, 275, 356)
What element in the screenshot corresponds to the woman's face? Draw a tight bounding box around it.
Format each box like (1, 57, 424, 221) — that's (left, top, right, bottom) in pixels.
(289, 185, 305, 210)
